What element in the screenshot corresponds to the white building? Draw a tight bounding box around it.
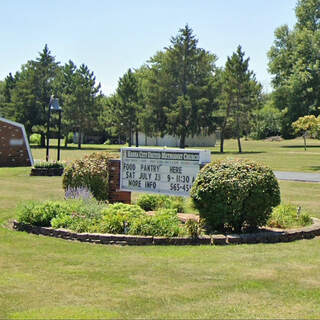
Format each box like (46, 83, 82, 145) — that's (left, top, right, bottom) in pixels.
(133, 132, 217, 147)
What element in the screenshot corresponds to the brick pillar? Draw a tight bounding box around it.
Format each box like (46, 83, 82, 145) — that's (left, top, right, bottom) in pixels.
(108, 159, 131, 204)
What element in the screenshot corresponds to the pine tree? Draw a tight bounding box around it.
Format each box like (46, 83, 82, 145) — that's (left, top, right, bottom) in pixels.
(219, 46, 261, 153)
(62, 64, 101, 149)
(144, 25, 218, 148)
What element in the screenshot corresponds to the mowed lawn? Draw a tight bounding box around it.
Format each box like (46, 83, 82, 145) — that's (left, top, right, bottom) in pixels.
(32, 137, 320, 172)
(1, 138, 320, 319)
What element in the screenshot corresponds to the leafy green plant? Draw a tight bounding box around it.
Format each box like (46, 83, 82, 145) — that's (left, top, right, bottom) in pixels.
(33, 160, 65, 169)
(50, 199, 106, 232)
(17, 200, 73, 226)
(128, 209, 181, 237)
(136, 194, 185, 212)
(191, 159, 281, 233)
(185, 219, 203, 239)
(136, 194, 159, 211)
(62, 152, 114, 201)
(267, 204, 313, 229)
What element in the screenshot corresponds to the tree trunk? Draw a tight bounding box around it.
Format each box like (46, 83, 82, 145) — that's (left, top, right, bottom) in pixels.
(179, 132, 186, 149)
(303, 133, 307, 151)
(128, 127, 132, 147)
(135, 128, 139, 147)
(41, 133, 46, 147)
(220, 129, 224, 153)
(237, 136, 242, 153)
(236, 114, 242, 153)
(78, 130, 82, 149)
(64, 135, 68, 148)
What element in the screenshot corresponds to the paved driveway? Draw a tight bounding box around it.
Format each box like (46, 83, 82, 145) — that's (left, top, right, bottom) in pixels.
(274, 171, 320, 183)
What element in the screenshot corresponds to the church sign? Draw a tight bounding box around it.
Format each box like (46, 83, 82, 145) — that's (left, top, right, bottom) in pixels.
(120, 147, 211, 196)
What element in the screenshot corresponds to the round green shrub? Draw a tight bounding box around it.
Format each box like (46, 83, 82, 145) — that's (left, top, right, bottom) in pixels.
(190, 159, 281, 232)
(30, 133, 41, 146)
(62, 152, 114, 201)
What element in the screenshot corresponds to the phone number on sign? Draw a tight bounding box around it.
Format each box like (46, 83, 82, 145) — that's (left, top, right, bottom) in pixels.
(169, 183, 193, 192)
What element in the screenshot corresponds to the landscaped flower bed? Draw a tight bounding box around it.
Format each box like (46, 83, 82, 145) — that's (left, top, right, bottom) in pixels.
(12, 218, 320, 246)
(13, 193, 319, 245)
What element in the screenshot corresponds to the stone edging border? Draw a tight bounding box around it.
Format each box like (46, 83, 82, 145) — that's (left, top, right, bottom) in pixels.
(12, 218, 320, 246)
(30, 167, 64, 176)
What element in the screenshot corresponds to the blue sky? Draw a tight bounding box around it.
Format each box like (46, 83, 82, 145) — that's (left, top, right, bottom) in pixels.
(1, 0, 297, 94)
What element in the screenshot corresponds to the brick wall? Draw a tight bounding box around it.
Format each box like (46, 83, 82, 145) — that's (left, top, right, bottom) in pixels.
(108, 159, 131, 204)
(0, 118, 33, 167)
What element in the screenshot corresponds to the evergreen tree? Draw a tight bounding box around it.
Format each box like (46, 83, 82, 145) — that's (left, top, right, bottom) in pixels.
(219, 46, 262, 153)
(108, 69, 139, 147)
(144, 25, 218, 148)
(8, 45, 60, 143)
(53, 60, 77, 147)
(62, 64, 102, 149)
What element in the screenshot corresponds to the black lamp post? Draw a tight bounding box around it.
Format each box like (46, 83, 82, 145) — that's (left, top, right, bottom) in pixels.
(46, 96, 62, 161)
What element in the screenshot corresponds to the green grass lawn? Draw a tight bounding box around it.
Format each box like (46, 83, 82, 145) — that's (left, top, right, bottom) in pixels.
(1, 139, 320, 318)
(32, 137, 320, 172)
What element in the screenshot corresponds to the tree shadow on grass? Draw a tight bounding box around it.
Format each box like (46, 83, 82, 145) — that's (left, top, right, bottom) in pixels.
(31, 145, 120, 152)
(210, 151, 265, 155)
(281, 145, 320, 149)
(303, 166, 320, 172)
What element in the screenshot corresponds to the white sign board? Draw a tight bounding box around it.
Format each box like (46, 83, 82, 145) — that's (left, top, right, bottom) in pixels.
(120, 147, 211, 196)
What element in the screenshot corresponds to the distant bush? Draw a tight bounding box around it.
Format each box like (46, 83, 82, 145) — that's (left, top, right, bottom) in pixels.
(30, 133, 41, 146)
(136, 194, 185, 212)
(267, 204, 312, 229)
(191, 159, 281, 233)
(62, 152, 113, 201)
(250, 105, 282, 140)
(67, 132, 74, 143)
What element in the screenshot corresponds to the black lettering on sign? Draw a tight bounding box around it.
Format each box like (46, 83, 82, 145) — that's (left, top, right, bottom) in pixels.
(139, 172, 152, 180)
(169, 166, 182, 174)
(126, 171, 135, 179)
(145, 181, 157, 189)
(128, 180, 141, 187)
(123, 163, 136, 171)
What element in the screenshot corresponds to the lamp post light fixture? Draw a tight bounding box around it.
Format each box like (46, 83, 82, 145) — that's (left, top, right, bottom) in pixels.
(46, 96, 62, 162)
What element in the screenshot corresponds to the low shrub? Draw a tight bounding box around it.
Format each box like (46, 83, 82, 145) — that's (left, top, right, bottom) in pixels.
(62, 152, 114, 201)
(185, 219, 204, 239)
(17, 200, 73, 226)
(129, 209, 182, 237)
(30, 133, 41, 146)
(191, 159, 281, 233)
(136, 194, 185, 212)
(17, 200, 186, 237)
(50, 200, 106, 232)
(33, 160, 65, 169)
(96, 203, 145, 234)
(67, 132, 74, 143)
(267, 204, 313, 229)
